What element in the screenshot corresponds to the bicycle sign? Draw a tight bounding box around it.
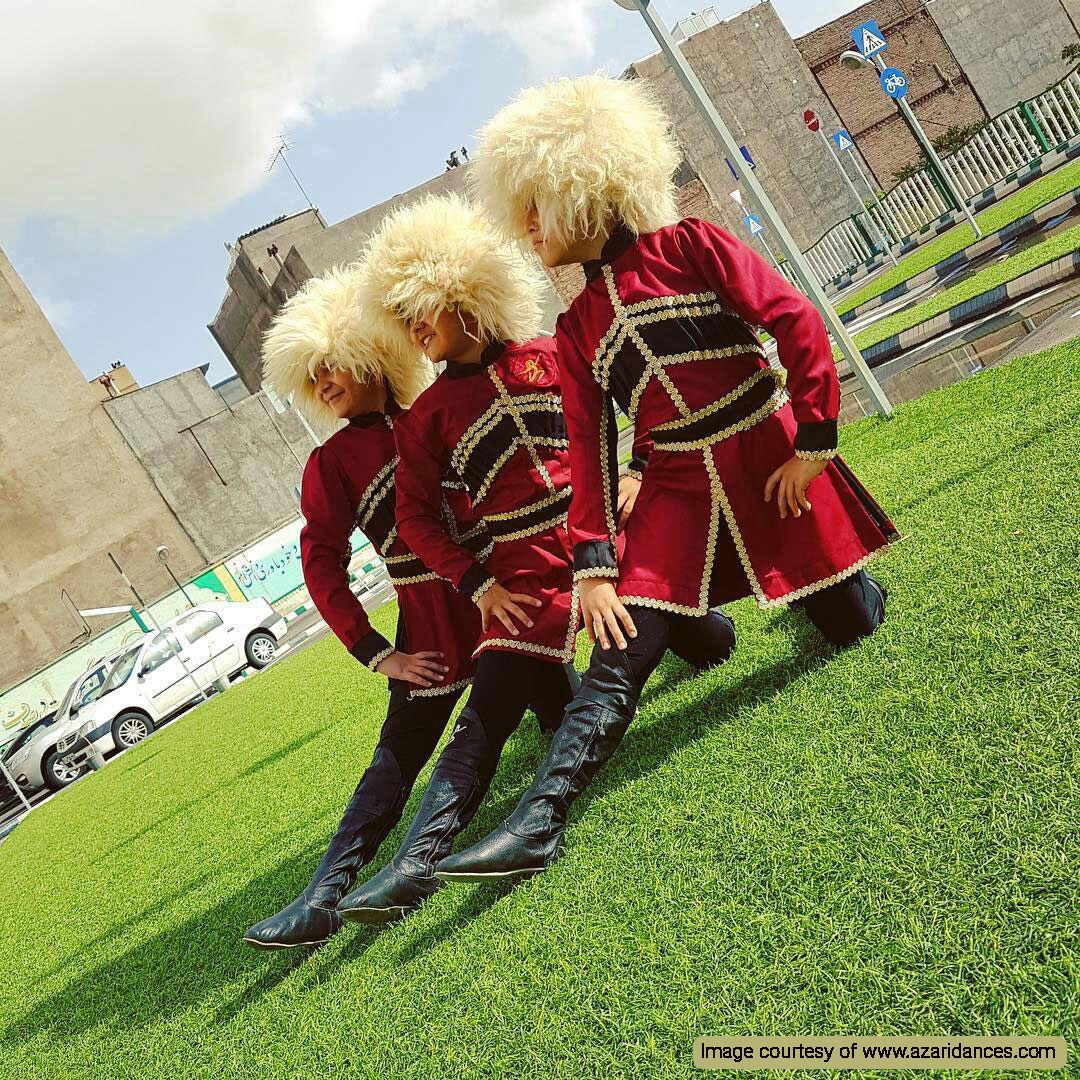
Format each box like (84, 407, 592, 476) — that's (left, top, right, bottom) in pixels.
(880, 66, 908, 99)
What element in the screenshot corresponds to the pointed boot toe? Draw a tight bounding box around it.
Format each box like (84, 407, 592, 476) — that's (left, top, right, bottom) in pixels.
(242, 896, 340, 950)
(434, 824, 560, 882)
(337, 863, 440, 924)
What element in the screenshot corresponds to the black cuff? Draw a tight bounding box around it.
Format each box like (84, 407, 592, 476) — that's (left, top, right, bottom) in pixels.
(793, 419, 838, 454)
(458, 562, 495, 604)
(624, 453, 648, 480)
(350, 629, 394, 671)
(572, 540, 619, 581)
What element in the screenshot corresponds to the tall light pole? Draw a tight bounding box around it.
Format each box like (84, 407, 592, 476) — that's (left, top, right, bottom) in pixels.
(611, 0, 891, 415)
(840, 50, 981, 239)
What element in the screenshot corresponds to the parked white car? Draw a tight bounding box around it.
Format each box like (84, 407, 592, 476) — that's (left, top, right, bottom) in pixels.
(10, 599, 286, 793)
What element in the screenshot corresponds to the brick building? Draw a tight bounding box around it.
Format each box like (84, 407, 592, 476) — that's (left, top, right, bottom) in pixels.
(796, 0, 988, 185)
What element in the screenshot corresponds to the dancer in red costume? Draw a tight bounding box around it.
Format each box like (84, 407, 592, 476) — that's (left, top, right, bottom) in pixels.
(437, 75, 897, 883)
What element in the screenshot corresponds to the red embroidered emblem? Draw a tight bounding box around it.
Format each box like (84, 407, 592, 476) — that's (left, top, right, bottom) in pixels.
(509, 352, 555, 386)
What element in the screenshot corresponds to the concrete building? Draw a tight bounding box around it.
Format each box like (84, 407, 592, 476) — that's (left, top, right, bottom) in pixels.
(101, 368, 314, 564)
(932, 0, 1079, 115)
(796, 0, 988, 185)
(0, 247, 203, 689)
(627, 2, 869, 251)
(209, 168, 567, 395)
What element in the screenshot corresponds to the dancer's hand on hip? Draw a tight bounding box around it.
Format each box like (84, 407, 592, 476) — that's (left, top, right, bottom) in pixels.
(375, 650, 449, 688)
(764, 457, 827, 520)
(476, 582, 542, 636)
(617, 475, 641, 531)
(579, 579, 637, 651)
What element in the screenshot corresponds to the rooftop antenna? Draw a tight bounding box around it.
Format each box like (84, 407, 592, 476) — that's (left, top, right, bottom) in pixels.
(266, 135, 315, 210)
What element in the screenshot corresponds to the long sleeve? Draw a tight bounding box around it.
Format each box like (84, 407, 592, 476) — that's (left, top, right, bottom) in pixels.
(299, 447, 392, 669)
(394, 414, 494, 603)
(675, 218, 840, 457)
(625, 425, 652, 481)
(556, 316, 621, 580)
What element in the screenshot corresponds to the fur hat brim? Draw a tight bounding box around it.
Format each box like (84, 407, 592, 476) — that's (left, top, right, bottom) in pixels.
(261, 264, 430, 435)
(473, 75, 681, 245)
(357, 193, 547, 356)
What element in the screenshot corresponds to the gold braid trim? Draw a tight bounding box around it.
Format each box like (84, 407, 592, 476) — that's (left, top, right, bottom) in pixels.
(622, 468, 643, 482)
(470, 576, 497, 604)
(758, 547, 886, 609)
(366, 645, 395, 672)
(795, 448, 838, 461)
(356, 459, 397, 524)
(473, 579, 580, 663)
(471, 437, 569, 504)
(488, 370, 558, 495)
(713, 465, 769, 606)
(491, 511, 569, 544)
(651, 385, 789, 452)
(483, 489, 570, 521)
(409, 676, 472, 700)
(573, 566, 619, 583)
(650, 368, 779, 432)
(623, 290, 720, 315)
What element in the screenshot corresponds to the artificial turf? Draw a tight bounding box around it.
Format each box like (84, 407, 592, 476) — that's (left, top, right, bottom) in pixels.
(1, 342, 1078, 1079)
(835, 157, 1080, 316)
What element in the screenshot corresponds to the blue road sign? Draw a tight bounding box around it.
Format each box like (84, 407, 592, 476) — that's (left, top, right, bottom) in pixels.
(832, 129, 855, 152)
(851, 19, 887, 58)
(743, 213, 764, 236)
(880, 66, 908, 99)
(725, 146, 756, 179)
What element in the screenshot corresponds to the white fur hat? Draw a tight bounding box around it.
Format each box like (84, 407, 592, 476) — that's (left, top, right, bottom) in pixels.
(261, 264, 429, 434)
(357, 193, 547, 354)
(473, 75, 681, 245)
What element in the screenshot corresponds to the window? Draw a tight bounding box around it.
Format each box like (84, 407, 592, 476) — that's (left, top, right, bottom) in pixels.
(176, 610, 223, 645)
(77, 668, 108, 708)
(140, 631, 182, 675)
(101, 646, 143, 695)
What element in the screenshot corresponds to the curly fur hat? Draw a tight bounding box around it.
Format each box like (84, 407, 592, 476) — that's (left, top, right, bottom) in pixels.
(473, 75, 682, 245)
(357, 193, 547, 353)
(261, 264, 429, 434)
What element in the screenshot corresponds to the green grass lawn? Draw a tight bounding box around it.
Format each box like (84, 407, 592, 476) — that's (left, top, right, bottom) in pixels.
(836, 158, 1080, 316)
(850, 223, 1080, 351)
(2, 342, 1078, 1079)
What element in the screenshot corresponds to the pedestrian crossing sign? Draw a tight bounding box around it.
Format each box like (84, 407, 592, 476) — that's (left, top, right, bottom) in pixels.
(851, 19, 887, 58)
(832, 129, 854, 152)
(743, 213, 764, 236)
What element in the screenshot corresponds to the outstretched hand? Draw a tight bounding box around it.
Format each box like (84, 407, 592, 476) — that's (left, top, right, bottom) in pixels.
(764, 456, 828, 519)
(476, 582, 543, 636)
(374, 650, 449, 689)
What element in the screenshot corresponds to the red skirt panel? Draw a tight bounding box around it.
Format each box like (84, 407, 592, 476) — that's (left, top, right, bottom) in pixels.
(617, 396, 897, 613)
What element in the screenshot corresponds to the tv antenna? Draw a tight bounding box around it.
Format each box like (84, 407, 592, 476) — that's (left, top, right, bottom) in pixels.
(266, 135, 315, 210)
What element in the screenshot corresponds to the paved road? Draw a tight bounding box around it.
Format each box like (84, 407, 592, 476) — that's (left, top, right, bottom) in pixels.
(1001, 295, 1080, 361)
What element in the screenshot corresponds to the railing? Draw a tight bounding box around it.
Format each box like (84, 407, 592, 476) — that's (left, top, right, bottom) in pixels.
(800, 66, 1080, 287)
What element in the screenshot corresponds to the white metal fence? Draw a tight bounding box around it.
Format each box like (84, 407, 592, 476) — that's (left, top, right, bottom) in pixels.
(801, 67, 1080, 287)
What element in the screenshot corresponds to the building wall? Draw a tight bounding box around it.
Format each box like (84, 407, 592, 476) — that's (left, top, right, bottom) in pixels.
(796, 0, 988, 186)
(0, 248, 203, 690)
(931, 0, 1079, 116)
(627, 1, 869, 251)
(101, 368, 314, 565)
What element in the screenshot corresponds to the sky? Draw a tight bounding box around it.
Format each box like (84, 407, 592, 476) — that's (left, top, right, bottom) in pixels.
(1, 0, 863, 389)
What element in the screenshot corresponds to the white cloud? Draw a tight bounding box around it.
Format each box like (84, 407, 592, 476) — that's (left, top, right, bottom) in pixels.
(0, 0, 602, 236)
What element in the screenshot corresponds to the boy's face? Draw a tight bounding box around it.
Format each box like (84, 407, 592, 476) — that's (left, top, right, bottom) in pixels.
(525, 207, 607, 269)
(408, 307, 477, 364)
(312, 364, 384, 418)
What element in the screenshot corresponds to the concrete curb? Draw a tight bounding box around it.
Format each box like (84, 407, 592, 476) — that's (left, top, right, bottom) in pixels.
(824, 137, 1080, 296)
(859, 249, 1080, 368)
(838, 186, 1080, 326)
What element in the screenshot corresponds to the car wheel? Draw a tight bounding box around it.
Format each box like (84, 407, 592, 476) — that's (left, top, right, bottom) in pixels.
(42, 748, 87, 791)
(112, 712, 154, 750)
(245, 631, 277, 669)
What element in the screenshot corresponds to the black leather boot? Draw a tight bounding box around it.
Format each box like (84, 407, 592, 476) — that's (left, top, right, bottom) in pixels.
(435, 685, 636, 883)
(796, 570, 887, 648)
(242, 748, 405, 949)
(668, 607, 736, 671)
(338, 709, 496, 924)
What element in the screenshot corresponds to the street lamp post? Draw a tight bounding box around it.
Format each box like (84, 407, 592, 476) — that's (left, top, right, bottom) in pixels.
(840, 50, 981, 239)
(156, 545, 194, 608)
(612, 0, 892, 416)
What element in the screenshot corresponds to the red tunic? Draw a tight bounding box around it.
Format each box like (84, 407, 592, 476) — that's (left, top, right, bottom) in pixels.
(393, 339, 578, 663)
(557, 220, 897, 613)
(300, 410, 487, 696)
